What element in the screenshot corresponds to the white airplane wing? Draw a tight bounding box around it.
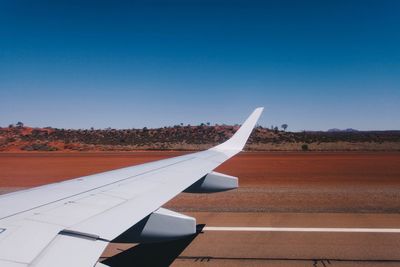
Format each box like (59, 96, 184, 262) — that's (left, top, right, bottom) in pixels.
(0, 108, 263, 267)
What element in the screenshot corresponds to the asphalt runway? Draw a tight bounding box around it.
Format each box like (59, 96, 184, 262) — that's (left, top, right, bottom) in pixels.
(173, 212, 400, 266)
(100, 212, 400, 266)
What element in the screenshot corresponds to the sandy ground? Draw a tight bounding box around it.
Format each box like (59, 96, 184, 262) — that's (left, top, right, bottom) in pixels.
(1, 151, 400, 266)
(2, 151, 399, 213)
(0, 151, 186, 187)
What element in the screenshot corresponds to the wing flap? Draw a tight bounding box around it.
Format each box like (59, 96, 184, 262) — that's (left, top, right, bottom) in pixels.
(0, 220, 63, 264)
(30, 233, 108, 267)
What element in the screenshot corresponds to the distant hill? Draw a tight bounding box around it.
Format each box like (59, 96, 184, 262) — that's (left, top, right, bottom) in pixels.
(327, 128, 359, 132)
(1, 125, 400, 152)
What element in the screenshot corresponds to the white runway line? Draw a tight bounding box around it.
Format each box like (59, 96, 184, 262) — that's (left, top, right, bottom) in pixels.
(203, 227, 400, 233)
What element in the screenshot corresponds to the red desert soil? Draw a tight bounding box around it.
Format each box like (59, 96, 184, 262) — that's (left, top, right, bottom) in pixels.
(1, 152, 400, 213)
(0, 151, 186, 187)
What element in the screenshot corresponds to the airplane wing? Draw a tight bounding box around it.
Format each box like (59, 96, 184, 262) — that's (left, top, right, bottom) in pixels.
(0, 108, 263, 267)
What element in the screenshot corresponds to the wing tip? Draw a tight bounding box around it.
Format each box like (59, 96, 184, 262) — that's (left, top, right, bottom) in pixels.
(211, 107, 264, 152)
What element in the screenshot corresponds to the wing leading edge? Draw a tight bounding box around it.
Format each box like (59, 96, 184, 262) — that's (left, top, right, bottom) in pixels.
(0, 107, 264, 267)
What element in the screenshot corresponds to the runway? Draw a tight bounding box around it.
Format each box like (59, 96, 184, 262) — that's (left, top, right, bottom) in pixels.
(172, 212, 400, 266)
(100, 212, 400, 266)
(203, 226, 400, 233)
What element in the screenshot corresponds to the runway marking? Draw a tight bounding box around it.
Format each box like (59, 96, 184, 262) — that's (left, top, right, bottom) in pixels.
(203, 226, 400, 233)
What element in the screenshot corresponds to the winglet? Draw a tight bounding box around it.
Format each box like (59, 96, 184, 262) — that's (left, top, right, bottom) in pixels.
(212, 107, 264, 152)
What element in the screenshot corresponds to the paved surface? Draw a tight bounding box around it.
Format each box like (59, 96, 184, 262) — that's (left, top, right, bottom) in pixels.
(173, 212, 400, 266)
(101, 212, 400, 266)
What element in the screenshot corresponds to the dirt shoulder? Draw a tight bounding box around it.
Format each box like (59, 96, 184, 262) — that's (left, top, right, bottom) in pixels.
(1, 151, 399, 213)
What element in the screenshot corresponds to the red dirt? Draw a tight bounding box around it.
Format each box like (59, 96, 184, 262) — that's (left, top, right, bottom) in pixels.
(0, 151, 186, 187)
(1, 152, 399, 187)
(0, 152, 399, 213)
(217, 152, 400, 186)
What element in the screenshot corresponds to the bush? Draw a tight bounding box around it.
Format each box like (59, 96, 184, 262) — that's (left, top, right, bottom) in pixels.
(22, 143, 58, 151)
(301, 144, 309, 151)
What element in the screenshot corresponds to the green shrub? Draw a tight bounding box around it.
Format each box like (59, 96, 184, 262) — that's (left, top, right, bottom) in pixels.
(301, 144, 309, 151)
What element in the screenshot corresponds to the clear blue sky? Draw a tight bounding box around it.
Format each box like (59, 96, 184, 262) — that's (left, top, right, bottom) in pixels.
(0, 0, 399, 131)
